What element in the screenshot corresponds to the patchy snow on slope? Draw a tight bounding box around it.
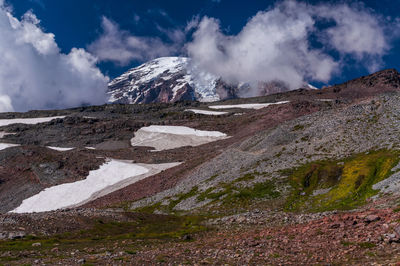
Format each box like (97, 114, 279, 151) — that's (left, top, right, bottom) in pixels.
(0, 116, 65, 127)
(0, 132, 16, 138)
(109, 57, 186, 88)
(138, 125, 226, 137)
(185, 109, 228, 115)
(306, 84, 319, 90)
(11, 159, 151, 213)
(47, 146, 75, 151)
(209, 101, 290, 110)
(318, 99, 334, 102)
(131, 125, 228, 151)
(0, 143, 19, 150)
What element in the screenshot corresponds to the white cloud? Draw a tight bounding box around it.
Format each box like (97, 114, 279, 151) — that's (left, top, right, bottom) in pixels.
(318, 4, 387, 56)
(88, 17, 182, 66)
(315, 3, 389, 72)
(186, 0, 394, 93)
(0, 95, 12, 112)
(0, 3, 109, 112)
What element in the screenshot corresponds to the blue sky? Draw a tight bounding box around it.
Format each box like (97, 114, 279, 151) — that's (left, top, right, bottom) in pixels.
(8, 0, 400, 81)
(0, 0, 399, 111)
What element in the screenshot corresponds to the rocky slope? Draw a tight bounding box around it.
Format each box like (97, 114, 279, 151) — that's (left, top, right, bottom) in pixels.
(0, 68, 400, 264)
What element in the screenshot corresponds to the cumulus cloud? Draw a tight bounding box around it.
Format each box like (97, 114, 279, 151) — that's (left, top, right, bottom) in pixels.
(316, 2, 389, 72)
(187, 0, 394, 93)
(0, 3, 109, 112)
(88, 17, 183, 66)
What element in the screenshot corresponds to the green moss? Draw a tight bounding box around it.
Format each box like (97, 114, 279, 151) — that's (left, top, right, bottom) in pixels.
(285, 150, 399, 212)
(205, 174, 219, 182)
(197, 187, 228, 202)
(226, 180, 280, 203)
(168, 186, 199, 210)
(300, 136, 309, 142)
(125, 249, 137, 255)
(197, 172, 280, 211)
(134, 202, 162, 213)
(292, 124, 305, 131)
(341, 241, 354, 247)
(270, 253, 281, 258)
(358, 242, 376, 249)
(234, 173, 256, 183)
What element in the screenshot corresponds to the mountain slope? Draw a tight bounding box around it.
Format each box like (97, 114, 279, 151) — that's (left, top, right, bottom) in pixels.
(2, 69, 400, 264)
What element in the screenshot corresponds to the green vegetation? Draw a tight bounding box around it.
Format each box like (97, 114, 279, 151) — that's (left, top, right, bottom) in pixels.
(137, 150, 398, 216)
(134, 202, 162, 214)
(205, 173, 219, 182)
(136, 186, 201, 214)
(197, 172, 281, 209)
(358, 242, 376, 249)
(234, 172, 258, 183)
(0, 213, 206, 263)
(285, 150, 399, 212)
(292, 124, 305, 131)
(168, 186, 199, 210)
(341, 241, 354, 247)
(226, 180, 280, 204)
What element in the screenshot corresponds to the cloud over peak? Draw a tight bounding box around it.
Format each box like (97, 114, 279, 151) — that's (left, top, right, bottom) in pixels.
(88, 16, 184, 66)
(186, 0, 394, 92)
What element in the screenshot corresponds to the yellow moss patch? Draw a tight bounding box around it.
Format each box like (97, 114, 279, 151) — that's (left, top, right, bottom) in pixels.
(285, 150, 399, 212)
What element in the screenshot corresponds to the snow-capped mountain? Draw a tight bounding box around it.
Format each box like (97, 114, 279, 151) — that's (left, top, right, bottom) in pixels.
(108, 57, 318, 104)
(108, 57, 222, 104)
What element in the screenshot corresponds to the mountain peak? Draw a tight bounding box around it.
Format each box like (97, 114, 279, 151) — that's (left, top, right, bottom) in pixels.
(107, 57, 294, 105)
(108, 56, 220, 104)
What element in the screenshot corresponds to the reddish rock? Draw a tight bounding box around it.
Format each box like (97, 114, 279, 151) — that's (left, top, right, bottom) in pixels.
(364, 215, 380, 223)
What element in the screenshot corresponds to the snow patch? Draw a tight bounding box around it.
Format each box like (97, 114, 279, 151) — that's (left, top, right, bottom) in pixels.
(0, 131, 16, 138)
(209, 101, 289, 110)
(131, 125, 228, 151)
(47, 146, 74, 151)
(0, 143, 19, 150)
(11, 159, 180, 213)
(185, 109, 228, 115)
(306, 84, 319, 90)
(0, 116, 65, 127)
(318, 99, 334, 102)
(137, 125, 226, 137)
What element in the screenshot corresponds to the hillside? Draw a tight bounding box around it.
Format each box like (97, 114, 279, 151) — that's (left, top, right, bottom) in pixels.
(0, 69, 400, 264)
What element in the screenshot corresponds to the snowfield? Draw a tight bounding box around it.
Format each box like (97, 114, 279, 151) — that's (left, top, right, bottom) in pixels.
(209, 101, 290, 110)
(0, 116, 65, 127)
(0, 143, 19, 150)
(185, 109, 228, 115)
(11, 159, 181, 213)
(131, 125, 229, 151)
